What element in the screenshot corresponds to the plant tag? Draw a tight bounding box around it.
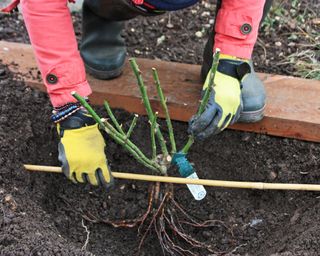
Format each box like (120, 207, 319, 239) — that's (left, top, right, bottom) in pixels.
(186, 172, 207, 201)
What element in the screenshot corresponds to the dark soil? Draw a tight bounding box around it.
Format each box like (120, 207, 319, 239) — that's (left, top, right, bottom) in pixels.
(1, 1, 320, 255)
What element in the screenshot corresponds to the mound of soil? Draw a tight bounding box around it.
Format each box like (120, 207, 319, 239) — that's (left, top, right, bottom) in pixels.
(1, 1, 320, 255)
(1, 61, 320, 256)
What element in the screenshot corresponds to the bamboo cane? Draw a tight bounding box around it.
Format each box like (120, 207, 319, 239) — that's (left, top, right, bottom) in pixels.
(24, 164, 320, 191)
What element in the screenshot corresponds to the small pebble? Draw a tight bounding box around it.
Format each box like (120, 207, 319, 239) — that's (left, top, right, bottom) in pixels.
(4, 194, 13, 203)
(275, 41, 282, 47)
(201, 11, 210, 17)
(157, 35, 166, 46)
(166, 22, 174, 29)
(250, 218, 263, 227)
(270, 171, 278, 180)
(195, 31, 203, 38)
(241, 133, 251, 142)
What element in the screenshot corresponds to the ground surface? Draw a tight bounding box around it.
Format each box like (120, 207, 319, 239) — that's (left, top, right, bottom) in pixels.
(1, 1, 320, 255)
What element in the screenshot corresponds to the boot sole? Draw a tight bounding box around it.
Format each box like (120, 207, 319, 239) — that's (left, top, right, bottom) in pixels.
(238, 104, 266, 123)
(85, 64, 124, 80)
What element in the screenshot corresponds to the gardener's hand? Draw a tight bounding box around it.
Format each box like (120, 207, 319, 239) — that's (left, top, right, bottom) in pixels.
(56, 109, 114, 188)
(188, 54, 251, 140)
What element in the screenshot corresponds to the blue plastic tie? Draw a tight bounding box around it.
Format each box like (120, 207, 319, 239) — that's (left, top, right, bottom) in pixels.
(172, 152, 194, 178)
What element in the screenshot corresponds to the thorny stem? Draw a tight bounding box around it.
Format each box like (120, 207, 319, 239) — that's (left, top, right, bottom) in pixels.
(181, 136, 194, 154)
(72, 92, 105, 128)
(102, 119, 162, 172)
(150, 113, 158, 160)
(181, 49, 220, 154)
(197, 50, 220, 115)
(72, 94, 147, 164)
(74, 64, 235, 254)
(72, 92, 163, 173)
(103, 121, 158, 171)
(152, 68, 177, 154)
(104, 100, 125, 135)
(129, 58, 169, 158)
(74, 51, 218, 175)
(126, 114, 138, 139)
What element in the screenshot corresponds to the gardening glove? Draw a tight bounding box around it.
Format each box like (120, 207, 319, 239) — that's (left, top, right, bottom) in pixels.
(188, 54, 251, 140)
(56, 109, 114, 188)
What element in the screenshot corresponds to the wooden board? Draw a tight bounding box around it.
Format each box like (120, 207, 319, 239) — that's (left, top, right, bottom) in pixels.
(1, 41, 320, 142)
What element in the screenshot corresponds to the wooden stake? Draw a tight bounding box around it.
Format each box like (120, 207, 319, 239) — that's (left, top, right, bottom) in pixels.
(24, 164, 320, 191)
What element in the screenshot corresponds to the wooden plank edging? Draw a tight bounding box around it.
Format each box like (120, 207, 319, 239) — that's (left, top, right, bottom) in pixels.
(1, 41, 320, 142)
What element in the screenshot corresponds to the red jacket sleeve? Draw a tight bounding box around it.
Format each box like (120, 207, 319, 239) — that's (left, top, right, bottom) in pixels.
(214, 0, 265, 59)
(21, 0, 91, 107)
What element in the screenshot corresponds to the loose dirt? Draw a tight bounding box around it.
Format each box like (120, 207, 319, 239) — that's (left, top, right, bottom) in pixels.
(1, 1, 320, 255)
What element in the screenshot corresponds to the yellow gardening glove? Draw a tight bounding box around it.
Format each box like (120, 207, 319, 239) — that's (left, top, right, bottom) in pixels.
(57, 110, 113, 188)
(189, 54, 250, 139)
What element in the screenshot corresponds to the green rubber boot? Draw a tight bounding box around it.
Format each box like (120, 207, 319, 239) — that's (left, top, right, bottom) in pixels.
(80, 0, 163, 80)
(80, 2, 128, 80)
